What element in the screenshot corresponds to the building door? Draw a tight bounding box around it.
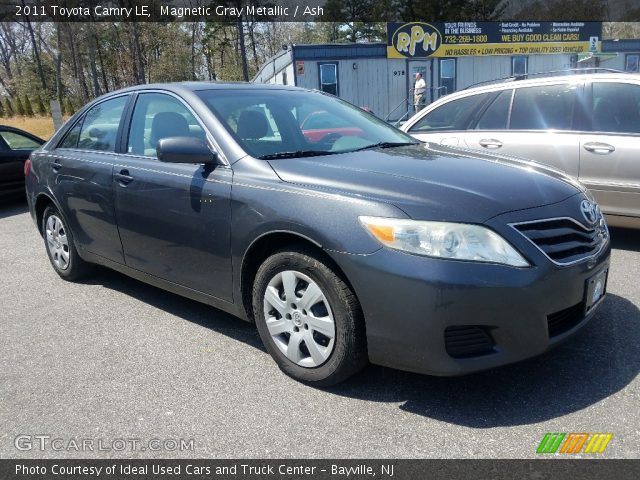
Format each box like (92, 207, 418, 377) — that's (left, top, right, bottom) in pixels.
(408, 60, 432, 115)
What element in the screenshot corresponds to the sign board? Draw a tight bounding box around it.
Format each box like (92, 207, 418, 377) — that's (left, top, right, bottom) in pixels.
(295, 60, 305, 75)
(386, 22, 602, 58)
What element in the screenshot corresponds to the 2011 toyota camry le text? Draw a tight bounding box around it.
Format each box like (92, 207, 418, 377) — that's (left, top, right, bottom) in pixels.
(25, 83, 611, 386)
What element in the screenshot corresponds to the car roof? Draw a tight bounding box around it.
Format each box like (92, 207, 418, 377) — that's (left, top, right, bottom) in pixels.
(454, 72, 640, 97)
(108, 81, 307, 95)
(81, 81, 316, 110)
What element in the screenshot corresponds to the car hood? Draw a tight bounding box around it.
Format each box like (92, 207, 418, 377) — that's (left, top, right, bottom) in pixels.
(267, 143, 584, 223)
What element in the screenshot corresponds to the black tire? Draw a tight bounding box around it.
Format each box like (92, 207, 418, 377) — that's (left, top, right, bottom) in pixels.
(42, 205, 92, 281)
(252, 247, 368, 386)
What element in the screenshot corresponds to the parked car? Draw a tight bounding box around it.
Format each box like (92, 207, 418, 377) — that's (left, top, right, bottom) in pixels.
(0, 125, 44, 200)
(401, 72, 640, 229)
(25, 83, 610, 386)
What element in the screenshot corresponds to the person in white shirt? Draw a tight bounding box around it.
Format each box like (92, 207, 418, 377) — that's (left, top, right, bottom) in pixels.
(414, 72, 426, 112)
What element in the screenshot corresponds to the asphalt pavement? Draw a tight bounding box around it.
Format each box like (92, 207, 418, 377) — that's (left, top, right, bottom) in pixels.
(1, 199, 638, 459)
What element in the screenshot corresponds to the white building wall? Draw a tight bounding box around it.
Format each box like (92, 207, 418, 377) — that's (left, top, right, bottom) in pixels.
(256, 47, 640, 121)
(295, 58, 408, 121)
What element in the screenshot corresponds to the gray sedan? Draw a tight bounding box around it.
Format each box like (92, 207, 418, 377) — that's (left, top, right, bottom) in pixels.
(25, 83, 610, 385)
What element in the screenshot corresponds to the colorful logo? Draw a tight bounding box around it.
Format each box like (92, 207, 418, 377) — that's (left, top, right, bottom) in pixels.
(537, 433, 613, 454)
(390, 23, 442, 58)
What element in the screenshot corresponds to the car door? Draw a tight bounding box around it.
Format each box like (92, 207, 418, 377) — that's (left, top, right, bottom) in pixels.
(113, 91, 233, 301)
(0, 129, 42, 197)
(405, 92, 492, 147)
(49, 94, 130, 263)
(579, 80, 640, 218)
(461, 82, 581, 177)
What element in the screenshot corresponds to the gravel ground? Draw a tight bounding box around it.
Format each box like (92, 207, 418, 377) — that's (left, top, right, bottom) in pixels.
(1, 199, 638, 459)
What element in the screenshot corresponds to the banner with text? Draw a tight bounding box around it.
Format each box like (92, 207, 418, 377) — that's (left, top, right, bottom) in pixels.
(386, 22, 603, 58)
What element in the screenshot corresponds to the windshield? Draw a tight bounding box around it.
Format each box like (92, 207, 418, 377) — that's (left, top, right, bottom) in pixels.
(196, 88, 417, 159)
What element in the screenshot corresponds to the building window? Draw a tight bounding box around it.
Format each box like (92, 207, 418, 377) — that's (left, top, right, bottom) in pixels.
(625, 54, 639, 72)
(319, 63, 338, 96)
(512, 56, 528, 77)
(439, 59, 455, 96)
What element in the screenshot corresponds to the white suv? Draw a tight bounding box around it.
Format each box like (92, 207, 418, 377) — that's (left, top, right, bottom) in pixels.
(401, 72, 640, 228)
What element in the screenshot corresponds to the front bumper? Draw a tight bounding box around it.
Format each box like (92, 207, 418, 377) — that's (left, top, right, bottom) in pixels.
(330, 213, 611, 376)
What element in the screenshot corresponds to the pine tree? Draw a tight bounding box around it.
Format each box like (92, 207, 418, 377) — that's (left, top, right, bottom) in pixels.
(35, 93, 47, 116)
(4, 98, 14, 116)
(58, 97, 66, 116)
(15, 96, 25, 116)
(0, 100, 4, 118)
(24, 95, 34, 116)
(64, 98, 75, 116)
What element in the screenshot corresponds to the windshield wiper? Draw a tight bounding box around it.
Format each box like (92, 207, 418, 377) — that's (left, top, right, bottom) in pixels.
(350, 141, 418, 152)
(258, 150, 337, 160)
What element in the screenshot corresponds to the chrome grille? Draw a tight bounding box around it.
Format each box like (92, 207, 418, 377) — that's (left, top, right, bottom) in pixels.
(512, 217, 608, 265)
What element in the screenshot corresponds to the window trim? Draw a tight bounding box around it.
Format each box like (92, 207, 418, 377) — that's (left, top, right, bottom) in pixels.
(56, 93, 131, 152)
(318, 62, 339, 96)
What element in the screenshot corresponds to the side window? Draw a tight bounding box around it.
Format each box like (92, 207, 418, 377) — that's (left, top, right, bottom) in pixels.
(319, 63, 338, 96)
(439, 59, 456, 96)
(0, 131, 41, 149)
(409, 93, 489, 132)
(509, 84, 576, 131)
(60, 120, 83, 149)
(127, 93, 206, 157)
(76, 96, 128, 152)
(625, 54, 639, 72)
(476, 90, 513, 130)
(512, 56, 528, 76)
(591, 82, 640, 134)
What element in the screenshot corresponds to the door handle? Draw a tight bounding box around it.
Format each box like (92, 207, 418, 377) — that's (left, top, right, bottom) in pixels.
(51, 159, 62, 171)
(583, 142, 615, 154)
(114, 169, 134, 185)
(478, 138, 503, 149)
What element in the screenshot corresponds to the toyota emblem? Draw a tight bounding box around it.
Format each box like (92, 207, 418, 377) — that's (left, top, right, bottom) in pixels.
(580, 200, 598, 225)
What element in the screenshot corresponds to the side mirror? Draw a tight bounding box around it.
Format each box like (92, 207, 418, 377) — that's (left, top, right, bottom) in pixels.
(157, 136, 219, 165)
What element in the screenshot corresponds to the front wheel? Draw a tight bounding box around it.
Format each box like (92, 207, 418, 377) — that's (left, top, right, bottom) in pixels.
(252, 247, 367, 386)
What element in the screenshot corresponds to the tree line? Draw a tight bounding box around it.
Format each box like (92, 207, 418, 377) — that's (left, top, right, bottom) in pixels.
(0, 20, 337, 116)
(1, 0, 638, 118)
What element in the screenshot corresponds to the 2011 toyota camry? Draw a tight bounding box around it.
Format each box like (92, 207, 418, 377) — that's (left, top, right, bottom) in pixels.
(25, 83, 611, 386)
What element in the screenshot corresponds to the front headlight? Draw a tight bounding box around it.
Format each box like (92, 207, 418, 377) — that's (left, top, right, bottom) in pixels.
(359, 216, 529, 267)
